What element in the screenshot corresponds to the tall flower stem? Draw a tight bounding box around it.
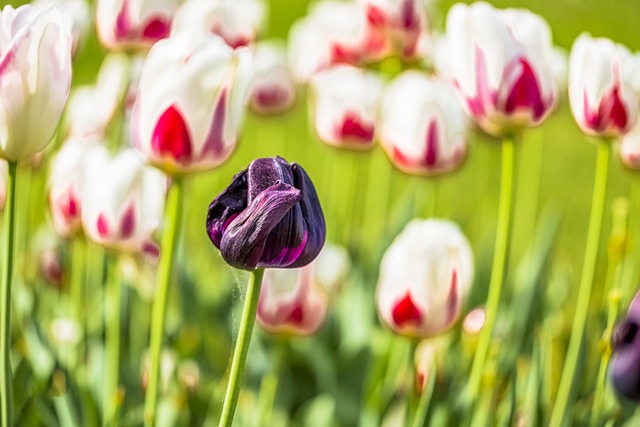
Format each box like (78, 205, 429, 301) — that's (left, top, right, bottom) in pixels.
(104, 255, 122, 427)
(218, 268, 266, 427)
(144, 177, 185, 426)
(550, 141, 610, 427)
(0, 161, 17, 427)
(467, 135, 517, 400)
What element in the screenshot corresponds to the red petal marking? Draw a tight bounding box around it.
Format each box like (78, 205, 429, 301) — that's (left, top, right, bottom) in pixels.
(425, 120, 439, 166)
(142, 241, 160, 258)
(330, 44, 360, 65)
(392, 292, 423, 326)
(120, 203, 136, 239)
(287, 304, 304, 324)
(151, 105, 192, 164)
(401, 0, 417, 29)
(366, 5, 386, 26)
(504, 58, 545, 119)
(114, 1, 131, 39)
(464, 46, 493, 117)
(583, 86, 628, 133)
(254, 86, 289, 110)
(142, 17, 171, 40)
(338, 113, 375, 143)
(97, 214, 110, 238)
(201, 89, 228, 158)
(445, 269, 459, 325)
(226, 36, 250, 50)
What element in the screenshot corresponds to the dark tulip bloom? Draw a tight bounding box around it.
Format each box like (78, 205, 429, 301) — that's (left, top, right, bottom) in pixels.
(206, 157, 325, 270)
(612, 291, 640, 402)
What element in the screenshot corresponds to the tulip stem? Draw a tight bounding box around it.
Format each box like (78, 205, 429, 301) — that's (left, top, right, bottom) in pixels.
(144, 177, 185, 427)
(104, 255, 122, 427)
(0, 161, 17, 427)
(218, 268, 265, 427)
(550, 140, 610, 427)
(467, 135, 517, 401)
(71, 237, 86, 369)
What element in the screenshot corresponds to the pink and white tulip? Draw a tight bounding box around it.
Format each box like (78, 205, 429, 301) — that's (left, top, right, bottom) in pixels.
(172, 0, 266, 49)
(310, 65, 383, 150)
(376, 218, 474, 338)
(445, 2, 556, 136)
(132, 31, 253, 175)
(568, 34, 638, 138)
(379, 72, 468, 176)
(96, 0, 178, 51)
(0, 4, 73, 161)
(249, 41, 296, 114)
(620, 122, 640, 170)
(81, 147, 166, 258)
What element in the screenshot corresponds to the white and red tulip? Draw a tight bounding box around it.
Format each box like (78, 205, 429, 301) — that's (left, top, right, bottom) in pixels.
(249, 41, 296, 115)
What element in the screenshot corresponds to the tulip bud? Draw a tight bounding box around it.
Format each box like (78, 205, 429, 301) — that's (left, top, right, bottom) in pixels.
(39, 247, 64, 288)
(34, 0, 90, 55)
(81, 147, 166, 258)
(379, 72, 468, 176)
(172, 0, 267, 49)
(620, 123, 640, 170)
(96, 0, 178, 51)
(414, 337, 445, 394)
(445, 2, 556, 137)
(257, 264, 328, 336)
(288, 1, 373, 83)
(569, 34, 638, 138)
(0, 4, 73, 162)
(376, 218, 474, 338)
(49, 135, 100, 238)
(206, 157, 326, 270)
(132, 31, 253, 175)
(612, 291, 640, 402)
(249, 41, 296, 115)
(310, 65, 383, 150)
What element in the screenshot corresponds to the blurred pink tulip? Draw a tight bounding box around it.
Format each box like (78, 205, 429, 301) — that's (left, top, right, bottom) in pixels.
(310, 65, 383, 149)
(620, 122, 640, 170)
(96, 0, 178, 51)
(0, 4, 73, 161)
(569, 34, 638, 138)
(249, 41, 296, 115)
(379, 72, 468, 176)
(376, 219, 474, 338)
(445, 2, 556, 137)
(131, 31, 253, 175)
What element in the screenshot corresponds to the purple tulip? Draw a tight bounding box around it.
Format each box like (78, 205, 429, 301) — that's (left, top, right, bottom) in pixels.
(612, 292, 640, 402)
(206, 157, 325, 271)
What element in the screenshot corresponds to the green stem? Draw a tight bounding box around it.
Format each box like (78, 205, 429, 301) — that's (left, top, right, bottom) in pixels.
(104, 256, 122, 427)
(467, 136, 517, 400)
(550, 141, 610, 427)
(71, 237, 86, 369)
(404, 339, 419, 427)
(411, 359, 436, 427)
(218, 268, 266, 427)
(0, 161, 17, 427)
(144, 177, 184, 426)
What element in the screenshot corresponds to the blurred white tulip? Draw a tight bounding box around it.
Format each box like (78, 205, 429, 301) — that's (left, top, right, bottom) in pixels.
(249, 41, 296, 114)
(620, 122, 640, 170)
(34, 0, 90, 55)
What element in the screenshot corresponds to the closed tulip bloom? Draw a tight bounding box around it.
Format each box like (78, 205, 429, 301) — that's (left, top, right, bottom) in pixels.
(310, 65, 383, 149)
(379, 72, 468, 176)
(257, 264, 328, 336)
(206, 157, 325, 271)
(249, 41, 296, 115)
(445, 2, 556, 136)
(612, 291, 640, 402)
(172, 0, 266, 50)
(96, 0, 177, 51)
(81, 147, 166, 257)
(0, 5, 73, 162)
(132, 31, 253, 175)
(569, 34, 638, 138)
(620, 123, 640, 170)
(49, 135, 100, 238)
(377, 218, 474, 338)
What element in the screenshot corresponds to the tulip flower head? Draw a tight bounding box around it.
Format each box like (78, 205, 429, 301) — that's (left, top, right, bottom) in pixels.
(206, 157, 325, 271)
(96, 0, 178, 51)
(445, 2, 556, 137)
(310, 65, 383, 150)
(377, 218, 474, 338)
(379, 71, 469, 176)
(132, 31, 253, 175)
(612, 291, 640, 402)
(172, 0, 267, 49)
(569, 34, 638, 138)
(620, 123, 640, 170)
(81, 147, 166, 258)
(249, 41, 296, 115)
(0, 4, 73, 162)
(257, 265, 328, 336)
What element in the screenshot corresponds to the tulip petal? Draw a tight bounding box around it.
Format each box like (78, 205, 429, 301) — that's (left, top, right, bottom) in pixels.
(220, 182, 302, 270)
(206, 169, 248, 248)
(151, 104, 192, 164)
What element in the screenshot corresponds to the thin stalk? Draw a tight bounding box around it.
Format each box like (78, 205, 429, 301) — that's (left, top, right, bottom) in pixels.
(0, 161, 17, 427)
(411, 359, 436, 427)
(104, 256, 122, 427)
(218, 268, 266, 427)
(550, 141, 610, 427)
(71, 237, 86, 369)
(144, 177, 185, 426)
(467, 136, 517, 400)
(404, 339, 419, 427)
